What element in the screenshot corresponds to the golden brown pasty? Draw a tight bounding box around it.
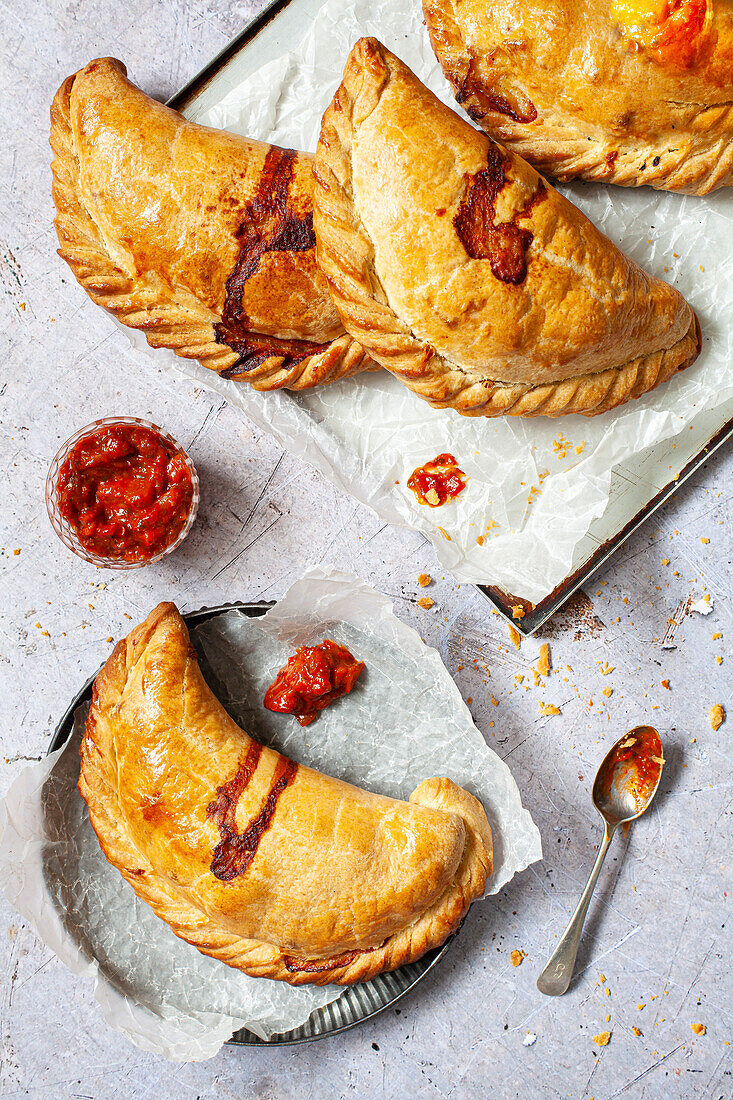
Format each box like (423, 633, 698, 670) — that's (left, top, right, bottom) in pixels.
(424, 0, 733, 194)
(78, 604, 492, 985)
(313, 39, 700, 418)
(50, 58, 370, 390)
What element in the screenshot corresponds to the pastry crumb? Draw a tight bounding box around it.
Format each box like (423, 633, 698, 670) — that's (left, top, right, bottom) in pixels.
(710, 704, 725, 731)
(691, 1023, 706, 1036)
(602, 687, 613, 697)
(712, 632, 722, 640)
(716, 656, 723, 665)
(661, 679, 670, 690)
(510, 949, 525, 967)
(511, 604, 525, 620)
(476, 534, 485, 546)
(418, 573, 432, 588)
(632, 1026, 642, 1037)
(538, 702, 560, 717)
(509, 626, 521, 650)
(592, 1031, 611, 1047)
(700, 537, 710, 544)
(552, 434, 570, 459)
(417, 597, 434, 610)
(537, 642, 551, 678)
(425, 488, 440, 506)
(437, 526, 451, 541)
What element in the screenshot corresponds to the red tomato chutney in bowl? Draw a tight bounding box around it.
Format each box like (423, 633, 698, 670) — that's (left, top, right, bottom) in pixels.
(47, 418, 198, 566)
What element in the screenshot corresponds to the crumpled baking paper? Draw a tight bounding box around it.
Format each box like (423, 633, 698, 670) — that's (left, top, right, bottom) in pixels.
(115, 0, 732, 603)
(0, 566, 541, 1060)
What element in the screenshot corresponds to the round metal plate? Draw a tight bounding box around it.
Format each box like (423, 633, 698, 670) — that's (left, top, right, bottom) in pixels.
(48, 602, 456, 1046)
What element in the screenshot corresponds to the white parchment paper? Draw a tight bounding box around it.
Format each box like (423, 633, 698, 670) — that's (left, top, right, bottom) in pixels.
(121, 0, 733, 603)
(0, 567, 541, 1060)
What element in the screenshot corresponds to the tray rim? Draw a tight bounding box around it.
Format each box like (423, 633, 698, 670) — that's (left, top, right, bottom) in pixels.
(165, 2, 733, 635)
(477, 414, 733, 634)
(48, 600, 455, 1048)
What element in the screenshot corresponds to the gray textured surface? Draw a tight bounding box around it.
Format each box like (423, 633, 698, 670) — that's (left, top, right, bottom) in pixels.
(1, 2, 732, 1096)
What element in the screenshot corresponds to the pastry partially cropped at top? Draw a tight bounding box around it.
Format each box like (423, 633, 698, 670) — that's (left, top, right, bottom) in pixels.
(424, 0, 733, 194)
(313, 39, 700, 418)
(78, 603, 492, 985)
(50, 58, 370, 390)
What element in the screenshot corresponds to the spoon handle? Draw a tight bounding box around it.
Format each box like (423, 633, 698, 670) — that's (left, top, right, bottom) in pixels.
(537, 821, 614, 996)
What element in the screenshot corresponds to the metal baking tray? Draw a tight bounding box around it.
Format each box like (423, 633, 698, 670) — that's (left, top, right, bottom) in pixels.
(49, 602, 454, 1047)
(167, 4, 733, 637)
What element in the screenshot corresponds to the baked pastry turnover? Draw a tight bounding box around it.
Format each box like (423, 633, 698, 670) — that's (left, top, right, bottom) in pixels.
(50, 58, 370, 390)
(313, 39, 700, 417)
(424, 0, 733, 194)
(78, 604, 492, 984)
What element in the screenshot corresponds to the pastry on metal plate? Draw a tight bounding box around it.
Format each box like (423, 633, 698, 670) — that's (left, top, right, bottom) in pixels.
(313, 39, 700, 418)
(424, 0, 733, 194)
(78, 603, 492, 985)
(50, 58, 371, 390)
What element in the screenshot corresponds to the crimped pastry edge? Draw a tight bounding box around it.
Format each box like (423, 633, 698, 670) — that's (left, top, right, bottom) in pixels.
(423, 0, 733, 196)
(49, 60, 369, 392)
(78, 603, 493, 986)
(313, 38, 701, 418)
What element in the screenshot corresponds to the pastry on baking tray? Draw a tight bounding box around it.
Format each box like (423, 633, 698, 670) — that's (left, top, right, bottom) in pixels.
(50, 58, 371, 390)
(424, 0, 733, 194)
(313, 39, 700, 418)
(78, 603, 492, 985)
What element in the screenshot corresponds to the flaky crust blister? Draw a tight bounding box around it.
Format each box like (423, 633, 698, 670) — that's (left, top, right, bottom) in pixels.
(50, 59, 369, 391)
(78, 604, 492, 986)
(313, 39, 700, 417)
(424, 0, 733, 195)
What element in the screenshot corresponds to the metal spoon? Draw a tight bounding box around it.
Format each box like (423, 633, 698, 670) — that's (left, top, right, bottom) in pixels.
(537, 725, 664, 996)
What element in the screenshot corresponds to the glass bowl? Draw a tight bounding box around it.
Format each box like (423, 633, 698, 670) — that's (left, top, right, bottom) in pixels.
(45, 416, 200, 569)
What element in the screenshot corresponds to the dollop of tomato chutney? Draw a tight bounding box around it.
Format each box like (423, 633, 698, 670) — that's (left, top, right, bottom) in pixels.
(56, 424, 194, 562)
(264, 640, 364, 726)
(407, 453, 467, 507)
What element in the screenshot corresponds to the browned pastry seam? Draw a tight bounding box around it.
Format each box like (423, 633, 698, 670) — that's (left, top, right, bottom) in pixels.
(50, 61, 369, 391)
(423, 0, 733, 195)
(78, 605, 492, 985)
(313, 39, 701, 417)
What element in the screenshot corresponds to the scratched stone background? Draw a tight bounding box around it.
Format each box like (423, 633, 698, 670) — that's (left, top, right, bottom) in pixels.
(1, 1, 731, 1097)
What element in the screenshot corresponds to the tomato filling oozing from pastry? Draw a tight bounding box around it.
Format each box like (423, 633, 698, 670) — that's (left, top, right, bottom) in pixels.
(263, 640, 365, 725)
(213, 145, 336, 376)
(407, 454, 468, 507)
(610, 0, 709, 64)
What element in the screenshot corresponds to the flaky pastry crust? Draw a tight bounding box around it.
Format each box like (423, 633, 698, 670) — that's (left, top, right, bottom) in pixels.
(78, 604, 492, 985)
(50, 58, 370, 390)
(424, 0, 733, 194)
(313, 39, 700, 417)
